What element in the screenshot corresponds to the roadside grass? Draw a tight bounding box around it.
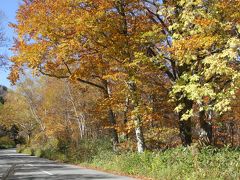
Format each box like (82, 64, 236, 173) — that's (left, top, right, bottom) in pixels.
(0, 136, 15, 149)
(17, 140, 240, 180)
(80, 146, 240, 180)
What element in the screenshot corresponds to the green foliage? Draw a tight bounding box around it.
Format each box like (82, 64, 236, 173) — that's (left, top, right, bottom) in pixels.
(70, 138, 113, 163)
(18, 140, 240, 179)
(41, 149, 67, 162)
(18, 138, 112, 164)
(84, 146, 240, 180)
(34, 148, 43, 157)
(0, 136, 15, 149)
(22, 147, 34, 156)
(16, 144, 25, 153)
(36, 139, 68, 161)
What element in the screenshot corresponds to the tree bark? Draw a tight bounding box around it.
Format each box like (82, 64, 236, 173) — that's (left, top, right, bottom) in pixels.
(103, 80, 119, 150)
(128, 81, 146, 153)
(178, 98, 193, 146)
(108, 109, 119, 150)
(27, 132, 32, 146)
(199, 110, 213, 145)
(123, 96, 129, 140)
(134, 115, 145, 153)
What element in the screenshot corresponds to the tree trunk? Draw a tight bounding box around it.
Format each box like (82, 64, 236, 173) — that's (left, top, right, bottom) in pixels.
(134, 115, 145, 153)
(128, 80, 146, 153)
(27, 132, 32, 146)
(178, 98, 193, 146)
(108, 108, 119, 149)
(66, 82, 86, 140)
(103, 80, 119, 150)
(116, 0, 145, 152)
(149, 94, 157, 128)
(123, 96, 129, 140)
(199, 110, 213, 145)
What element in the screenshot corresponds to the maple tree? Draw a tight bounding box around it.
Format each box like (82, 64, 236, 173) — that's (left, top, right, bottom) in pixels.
(142, 0, 240, 145)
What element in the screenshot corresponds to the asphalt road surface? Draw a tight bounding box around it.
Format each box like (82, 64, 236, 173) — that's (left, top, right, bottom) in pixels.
(0, 149, 137, 180)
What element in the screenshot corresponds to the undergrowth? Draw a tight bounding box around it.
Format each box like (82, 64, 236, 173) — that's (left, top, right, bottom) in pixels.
(18, 139, 240, 180)
(0, 136, 15, 149)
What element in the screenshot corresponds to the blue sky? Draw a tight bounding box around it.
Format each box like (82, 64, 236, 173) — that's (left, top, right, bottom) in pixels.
(0, 1, 21, 87)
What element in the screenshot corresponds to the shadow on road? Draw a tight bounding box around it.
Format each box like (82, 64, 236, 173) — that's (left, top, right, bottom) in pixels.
(0, 149, 135, 180)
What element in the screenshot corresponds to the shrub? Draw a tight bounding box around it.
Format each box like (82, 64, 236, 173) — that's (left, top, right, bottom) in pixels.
(34, 148, 43, 157)
(71, 138, 112, 163)
(0, 136, 15, 149)
(16, 144, 25, 153)
(17, 138, 240, 179)
(22, 147, 34, 156)
(86, 146, 240, 179)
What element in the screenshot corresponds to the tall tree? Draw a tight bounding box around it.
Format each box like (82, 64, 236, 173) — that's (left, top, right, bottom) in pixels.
(0, 90, 37, 145)
(9, 0, 162, 152)
(143, 0, 240, 145)
(9, 0, 121, 148)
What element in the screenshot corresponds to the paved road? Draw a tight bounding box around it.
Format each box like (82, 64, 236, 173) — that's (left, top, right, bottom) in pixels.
(0, 149, 137, 180)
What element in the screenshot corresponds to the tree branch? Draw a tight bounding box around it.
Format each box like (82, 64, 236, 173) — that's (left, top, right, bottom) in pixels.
(38, 66, 106, 91)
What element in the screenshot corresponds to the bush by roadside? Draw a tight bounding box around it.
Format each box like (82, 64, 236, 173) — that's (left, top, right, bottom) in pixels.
(83, 146, 240, 180)
(0, 136, 15, 149)
(17, 140, 240, 180)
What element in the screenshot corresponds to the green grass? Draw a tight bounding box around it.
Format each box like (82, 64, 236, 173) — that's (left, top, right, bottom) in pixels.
(18, 140, 240, 180)
(82, 146, 240, 180)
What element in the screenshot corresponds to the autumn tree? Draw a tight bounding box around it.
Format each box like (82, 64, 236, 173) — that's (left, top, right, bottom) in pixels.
(10, 0, 121, 148)
(142, 0, 240, 145)
(9, 0, 240, 150)
(10, 0, 164, 152)
(0, 90, 37, 144)
(39, 77, 105, 145)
